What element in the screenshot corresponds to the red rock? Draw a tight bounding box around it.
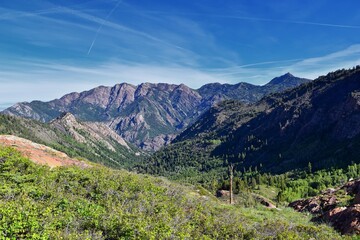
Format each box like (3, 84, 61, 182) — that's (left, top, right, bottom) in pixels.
(290, 179, 360, 236)
(323, 204, 360, 235)
(354, 192, 360, 205)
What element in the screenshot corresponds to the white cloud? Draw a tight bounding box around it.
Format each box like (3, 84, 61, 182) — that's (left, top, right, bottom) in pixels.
(205, 44, 360, 84)
(0, 60, 230, 106)
(285, 44, 360, 79)
(1, 44, 360, 107)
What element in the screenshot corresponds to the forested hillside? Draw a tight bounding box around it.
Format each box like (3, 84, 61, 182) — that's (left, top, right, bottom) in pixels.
(143, 67, 360, 184)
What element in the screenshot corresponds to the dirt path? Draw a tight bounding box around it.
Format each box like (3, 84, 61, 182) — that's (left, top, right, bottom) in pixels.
(0, 135, 89, 168)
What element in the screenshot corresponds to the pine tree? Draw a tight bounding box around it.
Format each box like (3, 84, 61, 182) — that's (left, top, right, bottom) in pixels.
(308, 162, 312, 174)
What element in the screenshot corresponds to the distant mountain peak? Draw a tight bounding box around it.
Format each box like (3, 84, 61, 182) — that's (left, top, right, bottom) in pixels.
(266, 73, 310, 86)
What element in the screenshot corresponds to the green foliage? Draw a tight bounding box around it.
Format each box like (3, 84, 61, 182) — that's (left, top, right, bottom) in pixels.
(0, 146, 344, 239)
(138, 139, 228, 191)
(226, 162, 360, 205)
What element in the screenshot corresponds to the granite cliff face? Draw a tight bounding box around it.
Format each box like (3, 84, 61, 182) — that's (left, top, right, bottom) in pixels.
(2, 74, 309, 151)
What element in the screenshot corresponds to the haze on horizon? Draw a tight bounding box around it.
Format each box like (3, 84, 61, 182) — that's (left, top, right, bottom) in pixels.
(1, 0, 360, 110)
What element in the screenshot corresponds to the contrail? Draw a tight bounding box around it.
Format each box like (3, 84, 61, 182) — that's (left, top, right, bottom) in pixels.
(87, 0, 123, 55)
(207, 58, 303, 72)
(62, 6, 194, 55)
(219, 15, 360, 29)
(141, 11, 360, 30)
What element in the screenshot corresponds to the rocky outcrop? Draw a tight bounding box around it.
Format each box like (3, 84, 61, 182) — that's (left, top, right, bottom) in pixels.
(140, 134, 176, 152)
(50, 112, 131, 152)
(323, 205, 360, 235)
(289, 194, 338, 214)
(290, 179, 360, 235)
(252, 194, 277, 209)
(2, 74, 309, 151)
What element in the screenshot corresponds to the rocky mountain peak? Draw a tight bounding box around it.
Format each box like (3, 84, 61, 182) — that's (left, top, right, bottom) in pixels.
(57, 112, 76, 121)
(135, 82, 152, 97)
(51, 112, 79, 129)
(266, 72, 306, 85)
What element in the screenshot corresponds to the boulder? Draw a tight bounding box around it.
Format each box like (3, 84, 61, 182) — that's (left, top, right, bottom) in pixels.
(342, 179, 360, 195)
(323, 205, 360, 235)
(354, 192, 360, 205)
(216, 190, 230, 197)
(289, 197, 322, 214)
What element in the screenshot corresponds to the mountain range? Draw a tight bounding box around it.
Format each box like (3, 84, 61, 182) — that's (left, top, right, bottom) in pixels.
(2, 73, 309, 151)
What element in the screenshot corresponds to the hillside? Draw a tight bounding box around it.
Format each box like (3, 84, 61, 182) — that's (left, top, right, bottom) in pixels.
(0, 146, 343, 239)
(0, 135, 89, 168)
(2, 74, 309, 151)
(217, 67, 360, 172)
(144, 67, 360, 182)
(0, 114, 141, 169)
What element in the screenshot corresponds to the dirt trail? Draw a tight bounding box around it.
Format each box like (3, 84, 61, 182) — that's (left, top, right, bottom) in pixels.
(0, 135, 89, 168)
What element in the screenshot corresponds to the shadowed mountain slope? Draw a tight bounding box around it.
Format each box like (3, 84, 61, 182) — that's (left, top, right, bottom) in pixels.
(144, 66, 360, 180)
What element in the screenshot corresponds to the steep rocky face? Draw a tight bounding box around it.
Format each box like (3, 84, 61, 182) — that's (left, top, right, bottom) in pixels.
(2, 74, 309, 151)
(290, 179, 360, 235)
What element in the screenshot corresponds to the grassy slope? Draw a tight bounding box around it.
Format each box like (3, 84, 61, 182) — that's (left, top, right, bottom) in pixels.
(0, 146, 345, 239)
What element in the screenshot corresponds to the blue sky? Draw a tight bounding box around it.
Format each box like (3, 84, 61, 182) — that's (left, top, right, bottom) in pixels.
(1, 0, 360, 109)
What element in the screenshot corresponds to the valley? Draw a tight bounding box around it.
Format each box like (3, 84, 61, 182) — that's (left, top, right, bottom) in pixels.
(2, 1, 360, 238)
(1, 67, 360, 238)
